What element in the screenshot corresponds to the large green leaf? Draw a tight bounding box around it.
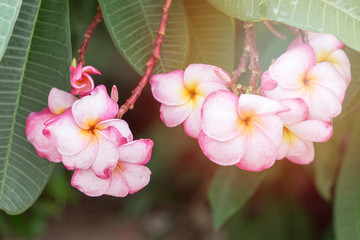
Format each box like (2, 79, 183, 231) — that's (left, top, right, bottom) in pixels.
(208, 166, 266, 229)
(0, 0, 71, 214)
(183, 0, 235, 72)
(334, 111, 360, 239)
(0, 0, 22, 62)
(98, 0, 189, 75)
(207, 0, 360, 52)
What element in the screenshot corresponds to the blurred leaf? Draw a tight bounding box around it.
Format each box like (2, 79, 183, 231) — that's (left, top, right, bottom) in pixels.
(208, 166, 266, 229)
(207, 0, 360, 52)
(341, 47, 360, 113)
(0, 0, 22, 62)
(98, 0, 189, 75)
(334, 111, 360, 239)
(0, 0, 71, 214)
(183, 0, 235, 72)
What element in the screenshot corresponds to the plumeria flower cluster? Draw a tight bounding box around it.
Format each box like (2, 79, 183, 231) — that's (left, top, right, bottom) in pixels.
(26, 63, 153, 197)
(150, 32, 350, 172)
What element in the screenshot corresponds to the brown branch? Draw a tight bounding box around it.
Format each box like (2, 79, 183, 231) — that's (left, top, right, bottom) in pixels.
(287, 25, 309, 44)
(116, 0, 172, 119)
(77, 7, 103, 65)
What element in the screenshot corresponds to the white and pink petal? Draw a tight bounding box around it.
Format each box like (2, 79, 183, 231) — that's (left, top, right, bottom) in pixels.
(71, 168, 111, 197)
(117, 139, 154, 165)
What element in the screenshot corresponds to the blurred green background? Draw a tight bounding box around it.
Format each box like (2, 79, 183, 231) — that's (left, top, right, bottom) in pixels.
(0, 0, 336, 239)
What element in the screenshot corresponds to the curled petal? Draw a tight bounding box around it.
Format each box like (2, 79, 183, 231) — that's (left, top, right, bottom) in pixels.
(183, 96, 204, 138)
(96, 119, 133, 142)
(71, 168, 111, 197)
(238, 94, 289, 116)
(236, 125, 277, 172)
(198, 130, 248, 166)
(48, 88, 78, 115)
(278, 98, 309, 125)
(70, 62, 83, 84)
(70, 73, 95, 97)
(269, 44, 316, 90)
(160, 102, 193, 127)
(43, 110, 92, 155)
(105, 168, 129, 197)
(288, 120, 333, 142)
(201, 90, 241, 141)
(150, 70, 189, 106)
(82, 65, 101, 75)
(261, 70, 278, 91)
(72, 85, 119, 129)
(183, 64, 224, 88)
(117, 139, 154, 165)
(119, 162, 151, 194)
(61, 136, 98, 170)
(99, 126, 127, 147)
(91, 133, 119, 179)
(287, 140, 314, 165)
(276, 128, 289, 160)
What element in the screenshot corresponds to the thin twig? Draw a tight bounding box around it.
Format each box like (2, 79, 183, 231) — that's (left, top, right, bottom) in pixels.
(116, 0, 172, 119)
(263, 20, 287, 40)
(77, 7, 103, 65)
(287, 25, 309, 44)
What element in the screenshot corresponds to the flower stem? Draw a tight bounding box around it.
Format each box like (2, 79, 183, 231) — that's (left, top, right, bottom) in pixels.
(116, 0, 172, 119)
(77, 7, 103, 65)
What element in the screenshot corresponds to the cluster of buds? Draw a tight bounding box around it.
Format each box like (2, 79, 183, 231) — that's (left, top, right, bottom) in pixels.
(150, 32, 350, 172)
(26, 63, 153, 197)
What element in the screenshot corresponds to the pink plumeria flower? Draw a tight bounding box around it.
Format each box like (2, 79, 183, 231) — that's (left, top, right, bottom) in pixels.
(262, 44, 347, 121)
(199, 90, 289, 172)
(276, 98, 333, 164)
(150, 64, 229, 138)
(70, 62, 101, 97)
(288, 32, 351, 85)
(26, 88, 78, 162)
(71, 139, 153, 197)
(43, 85, 132, 179)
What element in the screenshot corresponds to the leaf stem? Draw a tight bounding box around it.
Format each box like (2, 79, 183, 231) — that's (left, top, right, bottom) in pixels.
(116, 0, 172, 119)
(77, 7, 103, 65)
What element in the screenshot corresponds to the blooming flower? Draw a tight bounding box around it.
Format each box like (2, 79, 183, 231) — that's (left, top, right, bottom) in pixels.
(276, 98, 333, 164)
(287, 32, 351, 85)
(71, 139, 153, 197)
(262, 44, 347, 121)
(43, 85, 132, 179)
(198, 90, 288, 172)
(26, 88, 78, 162)
(70, 62, 101, 97)
(150, 64, 229, 138)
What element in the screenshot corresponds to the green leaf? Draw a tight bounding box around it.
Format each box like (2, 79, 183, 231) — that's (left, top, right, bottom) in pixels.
(0, 0, 71, 214)
(183, 0, 235, 72)
(341, 47, 360, 114)
(207, 0, 360, 52)
(98, 0, 189, 75)
(334, 112, 360, 239)
(208, 166, 266, 229)
(0, 0, 22, 62)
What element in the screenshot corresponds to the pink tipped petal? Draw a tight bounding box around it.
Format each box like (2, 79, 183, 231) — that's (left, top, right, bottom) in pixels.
(288, 120, 333, 142)
(327, 49, 351, 85)
(287, 140, 314, 165)
(238, 94, 289, 116)
(213, 67, 231, 84)
(36, 148, 62, 163)
(43, 110, 92, 155)
(201, 90, 241, 141)
(198, 130, 248, 166)
(286, 133, 309, 157)
(196, 81, 229, 97)
(119, 162, 151, 194)
(98, 126, 127, 147)
(252, 114, 284, 148)
(160, 102, 193, 127)
(26, 108, 56, 152)
(276, 128, 289, 160)
(308, 84, 342, 120)
(308, 33, 344, 61)
(71, 168, 110, 197)
(82, 65, 101, 75)
(183, 64, 224, 87)
(150, 70, 189, 105)
(269, 45, 316, 90)
(48, 88, 78, 115)
(91, 133, 119, 179)
(105, 170, 129, 197)
(286, 36, 303, 51)
(96, 119, 133, 142)
(183, 97, 204, 138)
(308, 62, 347, 102)
(261, 71, 278, 91)
(236, 126, 276, 172)
(278, 98, 309, 124)
(72, 85, 119, 129)
(117, 139, 154, 165)
(62, 137, 98, 170)
(70, 63, 83, 84)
